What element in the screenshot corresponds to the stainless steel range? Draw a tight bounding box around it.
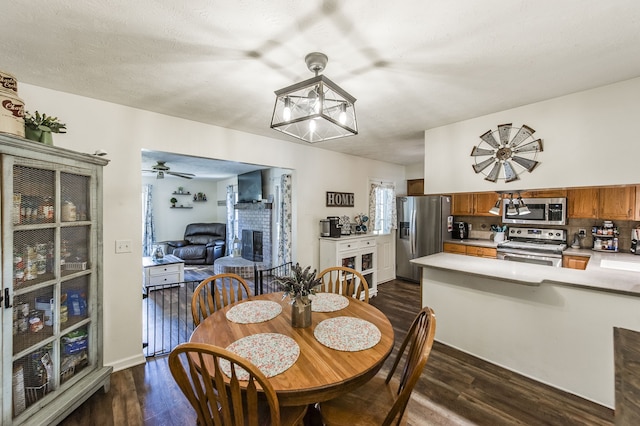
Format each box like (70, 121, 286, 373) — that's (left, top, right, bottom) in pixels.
(497, 227, 567, 267)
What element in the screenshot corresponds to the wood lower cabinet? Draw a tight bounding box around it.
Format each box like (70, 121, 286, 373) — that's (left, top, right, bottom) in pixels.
(466, 246, 497, 258)
(562, 255, 590, 270)
(1, 134, 111, 425)
(443, 242, 467, 254)
(443, 242, 497, 258)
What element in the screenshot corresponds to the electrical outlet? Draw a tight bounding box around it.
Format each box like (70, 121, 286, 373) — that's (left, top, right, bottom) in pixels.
(578, 229, 586, 238)
(115, 239, 132, 253)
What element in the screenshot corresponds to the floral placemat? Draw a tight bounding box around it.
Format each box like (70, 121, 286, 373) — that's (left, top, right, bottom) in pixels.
(221, 333, 299, 380)
(226, 301, 282, 324)
(314, 316, 381, 351)
(310, 293, 350, 312)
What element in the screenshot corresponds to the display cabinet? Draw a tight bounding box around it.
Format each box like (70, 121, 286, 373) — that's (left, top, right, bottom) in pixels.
(0, 133, 111, 425)
(319, 235, 377, 298)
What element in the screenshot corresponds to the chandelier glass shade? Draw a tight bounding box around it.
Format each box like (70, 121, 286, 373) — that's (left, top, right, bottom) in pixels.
(271, 53, 357, 143)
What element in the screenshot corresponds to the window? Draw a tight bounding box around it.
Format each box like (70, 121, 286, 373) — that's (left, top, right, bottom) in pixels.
(369, 181, 396, 235)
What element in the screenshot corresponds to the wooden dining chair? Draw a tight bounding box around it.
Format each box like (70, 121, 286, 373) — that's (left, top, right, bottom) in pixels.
(191, 273, 251, 326)
(317, 306, 436, 426)
(169, 342, 307, 426)
(317, 266, 370, 303)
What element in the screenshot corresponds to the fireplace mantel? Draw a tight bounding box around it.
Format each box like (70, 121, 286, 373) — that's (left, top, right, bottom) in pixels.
(234, 202, 273, 210)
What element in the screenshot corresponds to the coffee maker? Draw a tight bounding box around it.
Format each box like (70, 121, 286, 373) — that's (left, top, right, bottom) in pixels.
(321, 217, 341, 238)
(452, 222, 469, 240)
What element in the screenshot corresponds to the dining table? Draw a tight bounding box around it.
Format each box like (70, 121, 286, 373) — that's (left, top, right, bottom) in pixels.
(189, 291, 395, 406)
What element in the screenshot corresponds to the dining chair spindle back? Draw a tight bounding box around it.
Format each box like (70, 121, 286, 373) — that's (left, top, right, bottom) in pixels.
(317, 306, 436, 425)
(169, 342, 307, 426)
(317, 266, 370, 303)
(191, 273, 251, 326)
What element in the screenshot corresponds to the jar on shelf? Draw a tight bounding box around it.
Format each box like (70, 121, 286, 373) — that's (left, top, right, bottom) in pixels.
(39, 196, 54, 221)
(594, 238, 602, 250)
(61, 200, 77, 221)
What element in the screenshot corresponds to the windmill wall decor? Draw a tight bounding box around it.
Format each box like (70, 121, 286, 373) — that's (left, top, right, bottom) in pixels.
(471, 123, 543, 183)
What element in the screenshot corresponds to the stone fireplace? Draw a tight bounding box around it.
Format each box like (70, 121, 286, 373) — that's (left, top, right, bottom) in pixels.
(235, 203, 272, 267)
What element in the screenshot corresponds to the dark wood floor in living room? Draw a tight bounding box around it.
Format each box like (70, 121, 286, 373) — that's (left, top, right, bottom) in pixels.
(59, 279, 614, 426)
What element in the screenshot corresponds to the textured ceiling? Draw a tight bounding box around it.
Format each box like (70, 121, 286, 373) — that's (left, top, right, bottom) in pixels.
(3, 1, 640, 167)
(141, 149, 267, 180)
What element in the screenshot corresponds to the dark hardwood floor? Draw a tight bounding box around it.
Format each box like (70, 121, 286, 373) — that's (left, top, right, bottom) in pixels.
(60, 279, 614, 425)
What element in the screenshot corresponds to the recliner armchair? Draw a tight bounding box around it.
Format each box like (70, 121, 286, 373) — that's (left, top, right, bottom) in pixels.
(166, 223, 226, 265)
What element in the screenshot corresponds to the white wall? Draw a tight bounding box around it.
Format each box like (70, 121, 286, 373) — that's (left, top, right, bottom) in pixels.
(404, 162, 425, 183)
(424, 77, 640, 194)
(19, 83, 406, 369)
(142, 176, 221, 244)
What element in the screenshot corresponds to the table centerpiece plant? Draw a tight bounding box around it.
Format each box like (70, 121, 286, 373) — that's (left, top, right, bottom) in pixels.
(275, 263, 322, 328)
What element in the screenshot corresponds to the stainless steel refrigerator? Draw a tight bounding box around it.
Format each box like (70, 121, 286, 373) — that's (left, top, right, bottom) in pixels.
(396, 195, 452, 282)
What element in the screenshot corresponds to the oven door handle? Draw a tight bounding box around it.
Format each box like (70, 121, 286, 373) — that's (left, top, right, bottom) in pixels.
(497, 248, 563, 258)
(498, 251, 562, 267)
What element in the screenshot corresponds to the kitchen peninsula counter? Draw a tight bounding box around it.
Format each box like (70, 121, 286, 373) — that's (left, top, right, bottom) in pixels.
(411, 250, 640, 409)
(413, 250, 640, 296)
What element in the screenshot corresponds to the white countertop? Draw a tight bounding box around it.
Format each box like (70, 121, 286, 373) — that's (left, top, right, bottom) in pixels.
(411, 250, 640, 296)
(319, 234, 374, 240)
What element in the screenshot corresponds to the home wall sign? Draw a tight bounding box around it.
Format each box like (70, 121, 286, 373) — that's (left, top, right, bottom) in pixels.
(326, 191, 354, 207)
(470, 123, 543, 183)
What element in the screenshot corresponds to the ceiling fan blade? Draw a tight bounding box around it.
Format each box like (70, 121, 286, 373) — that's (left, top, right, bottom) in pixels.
(484, 161, 502, 182)
(512, 155, 539, 172)
(473, 157, 496, 174)
(513, 139, 543, 154)
(503, 161, 520, 182)
(498, 123, 512, 145)
(167, 171, 195, 179)
(509, 125, 535, 147)
(470, 146, 495, 157)
(479, 130, 500, 149)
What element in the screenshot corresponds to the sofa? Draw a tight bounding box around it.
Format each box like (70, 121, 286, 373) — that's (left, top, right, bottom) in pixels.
(166, 223, 226, 265)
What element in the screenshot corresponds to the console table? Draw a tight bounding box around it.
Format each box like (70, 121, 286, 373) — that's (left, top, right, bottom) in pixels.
(143, 254, 185, 288)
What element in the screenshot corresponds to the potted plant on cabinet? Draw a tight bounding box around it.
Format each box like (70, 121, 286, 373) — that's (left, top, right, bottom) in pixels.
(24, 111, 67, 145)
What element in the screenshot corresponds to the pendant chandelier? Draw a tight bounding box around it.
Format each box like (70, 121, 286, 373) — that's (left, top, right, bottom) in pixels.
(270, 52, 357, 143)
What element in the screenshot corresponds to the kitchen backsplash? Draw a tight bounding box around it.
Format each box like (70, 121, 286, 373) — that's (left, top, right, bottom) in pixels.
(455, 215, 640, 252)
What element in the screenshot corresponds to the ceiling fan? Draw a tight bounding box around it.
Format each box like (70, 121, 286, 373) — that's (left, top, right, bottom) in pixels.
(142, 161, 195, 179)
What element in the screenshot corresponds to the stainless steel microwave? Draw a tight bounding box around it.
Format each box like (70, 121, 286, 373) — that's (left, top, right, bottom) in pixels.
(502, 197, 567, 226)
